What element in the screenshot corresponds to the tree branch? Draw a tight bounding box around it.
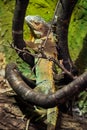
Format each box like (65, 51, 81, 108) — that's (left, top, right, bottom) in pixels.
(6, 63, 87, 109)
(55, 0, 78, 74)
(11, 44, 76, 79)
(12, 0, 34, 67)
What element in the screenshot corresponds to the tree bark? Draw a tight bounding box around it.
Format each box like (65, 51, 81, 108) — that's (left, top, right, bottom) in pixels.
(55, 0, 78, 74)
(12, 0, 34, 67)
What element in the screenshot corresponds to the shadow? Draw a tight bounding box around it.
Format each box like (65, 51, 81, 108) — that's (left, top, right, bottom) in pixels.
(14, 95, 47, 130)
(14, 95, 60, 130)
(75, 35, 87, 74)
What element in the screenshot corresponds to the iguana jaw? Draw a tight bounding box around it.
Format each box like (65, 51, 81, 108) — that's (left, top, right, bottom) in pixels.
(25, 15, 44, 38)
(26, 21, 42, 39)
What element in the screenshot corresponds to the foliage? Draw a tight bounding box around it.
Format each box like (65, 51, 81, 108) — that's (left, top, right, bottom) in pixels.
(69, 0, 87, 73)
(77, 91, 87, 115)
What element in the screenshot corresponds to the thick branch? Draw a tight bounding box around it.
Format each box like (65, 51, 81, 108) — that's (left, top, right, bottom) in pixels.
(12, 0, 28, 48)
(55, 0, 78, 72)
(6, 63, 87, 108)
(12, 0, 34, 67)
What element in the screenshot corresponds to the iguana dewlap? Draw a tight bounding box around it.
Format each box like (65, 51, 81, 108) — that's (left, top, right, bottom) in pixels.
(25, 15, 58, 130)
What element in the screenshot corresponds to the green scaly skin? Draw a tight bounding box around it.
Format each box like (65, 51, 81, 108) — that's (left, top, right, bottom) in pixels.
(25, 15, 59, 130)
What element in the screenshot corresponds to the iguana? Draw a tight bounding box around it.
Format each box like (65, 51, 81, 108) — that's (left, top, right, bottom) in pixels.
(25, 15, 59, 130)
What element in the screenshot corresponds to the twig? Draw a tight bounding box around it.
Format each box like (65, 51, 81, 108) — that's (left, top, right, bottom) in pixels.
(11, 43, 75, 79)
(39, 0, 63, 51)
(39, 52, 76, 80)
(48, 57, 75, 80)
(25, 119, 30, 130)
(11, 43, 37, 57)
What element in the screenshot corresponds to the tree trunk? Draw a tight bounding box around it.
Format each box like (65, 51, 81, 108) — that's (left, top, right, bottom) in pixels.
(55, 0, 78, 74)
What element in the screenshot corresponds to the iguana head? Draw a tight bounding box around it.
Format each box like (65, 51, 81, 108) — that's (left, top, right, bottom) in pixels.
(25, 15, 57, 57)
(25, 15, 50, 38)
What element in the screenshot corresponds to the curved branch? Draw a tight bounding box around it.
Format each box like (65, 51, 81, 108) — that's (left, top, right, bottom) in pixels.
(12, 0, 34, 67)
(6, 63, 87, 108)
(55, 0, 78, 73)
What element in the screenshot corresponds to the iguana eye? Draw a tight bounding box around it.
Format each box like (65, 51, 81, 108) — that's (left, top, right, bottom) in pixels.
(34, 22, 40, 26)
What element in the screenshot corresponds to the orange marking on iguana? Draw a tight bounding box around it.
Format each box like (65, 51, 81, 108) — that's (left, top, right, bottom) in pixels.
(25, 15, 59, 130)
